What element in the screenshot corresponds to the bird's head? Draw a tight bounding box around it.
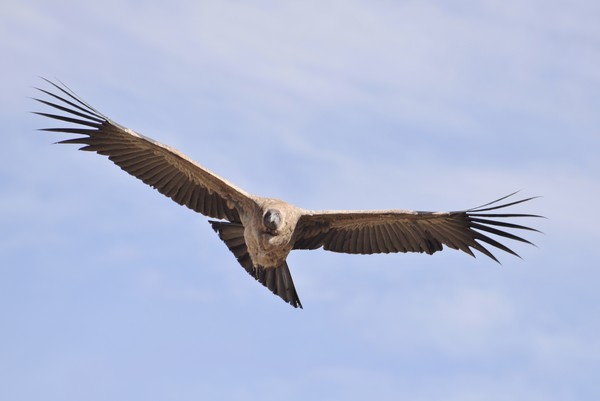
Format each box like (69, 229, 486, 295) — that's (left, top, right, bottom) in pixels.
(263, 209, 282, 234)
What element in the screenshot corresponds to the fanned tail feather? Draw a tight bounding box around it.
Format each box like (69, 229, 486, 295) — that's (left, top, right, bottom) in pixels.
(209, 220, 302, 308)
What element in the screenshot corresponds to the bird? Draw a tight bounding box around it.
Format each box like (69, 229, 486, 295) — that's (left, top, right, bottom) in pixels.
(33, 79, 541, 309)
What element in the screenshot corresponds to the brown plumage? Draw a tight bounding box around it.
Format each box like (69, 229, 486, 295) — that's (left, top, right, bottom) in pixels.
(33, 79, 542, 308)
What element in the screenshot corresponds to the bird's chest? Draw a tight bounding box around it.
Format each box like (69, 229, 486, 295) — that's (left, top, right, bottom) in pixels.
(243, 223, 294, 268)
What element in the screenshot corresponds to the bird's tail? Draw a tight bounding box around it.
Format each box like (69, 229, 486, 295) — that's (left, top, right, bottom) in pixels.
(209, 220, 303, 308)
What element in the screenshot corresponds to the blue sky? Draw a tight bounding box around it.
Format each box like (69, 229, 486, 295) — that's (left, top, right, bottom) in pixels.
(1, 1, 599, 400)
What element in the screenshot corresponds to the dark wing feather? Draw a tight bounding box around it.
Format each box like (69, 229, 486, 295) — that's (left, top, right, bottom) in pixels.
(33, 79, 253, 222)
(209, 221, 302, 308)
(294, 193, 542, 263)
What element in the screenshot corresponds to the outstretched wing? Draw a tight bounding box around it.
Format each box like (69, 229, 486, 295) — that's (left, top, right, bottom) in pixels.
(293, 193, 541, 262)
(33, 78, 254, 222)
(209, 221, 302, 308)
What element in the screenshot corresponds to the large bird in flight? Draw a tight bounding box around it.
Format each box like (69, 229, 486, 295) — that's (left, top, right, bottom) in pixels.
(34, 79, 540, 308)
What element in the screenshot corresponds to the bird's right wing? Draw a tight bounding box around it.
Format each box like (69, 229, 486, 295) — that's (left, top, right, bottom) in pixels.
(33, 79, 255, 222)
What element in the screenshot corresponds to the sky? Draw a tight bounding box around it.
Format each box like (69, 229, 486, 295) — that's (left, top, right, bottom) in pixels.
(1, 0, 599, 400)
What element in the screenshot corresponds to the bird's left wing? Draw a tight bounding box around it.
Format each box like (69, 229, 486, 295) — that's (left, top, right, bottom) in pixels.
(33, 79, 255, 222)
(293, 193, 541, 262)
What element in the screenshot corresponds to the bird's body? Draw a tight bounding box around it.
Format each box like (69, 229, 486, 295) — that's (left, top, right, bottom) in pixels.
(34, 79, 541, 308)
(241, 197, 300, 268)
